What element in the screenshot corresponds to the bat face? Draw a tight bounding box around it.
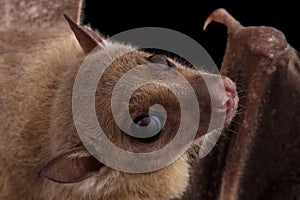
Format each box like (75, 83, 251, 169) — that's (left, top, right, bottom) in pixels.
(38, 16, 239, 200)
(93, 48, 239, 153)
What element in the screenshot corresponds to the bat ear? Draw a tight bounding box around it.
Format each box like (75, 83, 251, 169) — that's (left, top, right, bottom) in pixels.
(39, 146, 103, 183)
(64, 14, 104, 54)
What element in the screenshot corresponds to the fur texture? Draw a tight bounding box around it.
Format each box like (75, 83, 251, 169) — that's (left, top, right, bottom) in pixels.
(0, 7, 238, 200)
(0, 22, 194, 200)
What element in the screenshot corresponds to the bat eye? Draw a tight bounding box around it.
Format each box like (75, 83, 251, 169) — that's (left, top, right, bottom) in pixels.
(147, 55, 172, 69)
(131, 114, 164, 143)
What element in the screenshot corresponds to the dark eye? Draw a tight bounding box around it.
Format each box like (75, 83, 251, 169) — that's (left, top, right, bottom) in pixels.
(147, 55, 172, 69)
(131, 114, 164, 143)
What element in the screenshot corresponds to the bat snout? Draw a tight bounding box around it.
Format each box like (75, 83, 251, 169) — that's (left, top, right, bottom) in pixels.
(191, 73, 239, 139)
(223, 77, 238, 109)
(221, 76, 239, 124)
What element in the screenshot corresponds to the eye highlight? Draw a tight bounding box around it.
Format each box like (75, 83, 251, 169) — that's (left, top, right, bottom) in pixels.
(131, 114, 164, 143)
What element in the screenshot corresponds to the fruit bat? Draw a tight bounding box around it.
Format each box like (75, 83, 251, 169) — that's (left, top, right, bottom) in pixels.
(0, 2, 238, 200)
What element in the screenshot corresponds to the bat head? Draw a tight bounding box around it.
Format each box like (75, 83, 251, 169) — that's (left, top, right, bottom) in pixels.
(39, 15, 238, 199)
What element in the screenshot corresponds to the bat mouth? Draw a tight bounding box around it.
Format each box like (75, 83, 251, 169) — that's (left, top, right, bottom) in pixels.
(224, 94, 239, 125)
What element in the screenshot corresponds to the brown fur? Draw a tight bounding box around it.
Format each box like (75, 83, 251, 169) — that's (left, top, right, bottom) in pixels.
(0, 21, 195, 199)
(0, 6, 237, 200)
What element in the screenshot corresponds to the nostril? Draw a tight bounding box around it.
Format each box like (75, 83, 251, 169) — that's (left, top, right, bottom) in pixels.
(225, 99, 232, 109)
(226, 91, 235, 99)
(222, 76, 237, 98)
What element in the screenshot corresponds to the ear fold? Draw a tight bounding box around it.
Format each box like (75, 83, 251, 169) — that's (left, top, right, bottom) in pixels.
(63, 14, 104, 54)
(39, 146, 103, 183)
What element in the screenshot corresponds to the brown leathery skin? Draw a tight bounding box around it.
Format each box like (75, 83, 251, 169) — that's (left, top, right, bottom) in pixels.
(177, 8, 300, 200)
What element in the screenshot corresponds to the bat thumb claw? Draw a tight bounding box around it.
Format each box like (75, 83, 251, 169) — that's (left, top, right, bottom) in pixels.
(203, 17, 212, 31)
(203, 8, 242, 32)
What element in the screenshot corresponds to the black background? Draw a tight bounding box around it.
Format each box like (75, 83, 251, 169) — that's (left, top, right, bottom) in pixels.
(83, 0, 299, 67)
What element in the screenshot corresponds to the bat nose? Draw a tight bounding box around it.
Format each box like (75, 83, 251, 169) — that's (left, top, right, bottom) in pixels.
(223, 76, 237, 99)
(189, 73, 239, 139)
(222, 76, 239, 113)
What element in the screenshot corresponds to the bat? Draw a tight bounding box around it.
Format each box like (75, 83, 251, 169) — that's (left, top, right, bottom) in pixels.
(179, 8, 300, 200)
(0, 2, 238, 200)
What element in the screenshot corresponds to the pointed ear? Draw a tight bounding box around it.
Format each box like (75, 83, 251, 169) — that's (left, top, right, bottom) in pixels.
(64, 14, 104, 54)
(39, 146, 103, 183)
